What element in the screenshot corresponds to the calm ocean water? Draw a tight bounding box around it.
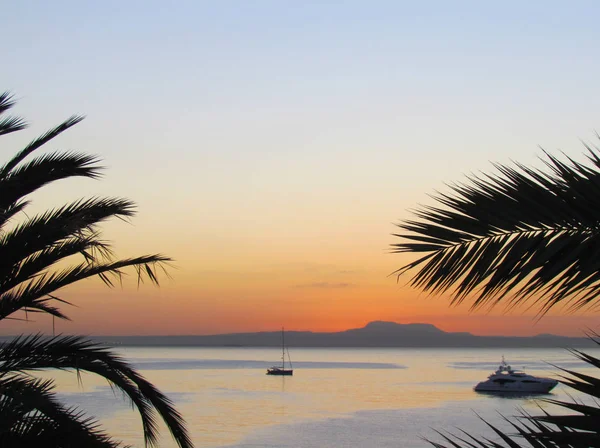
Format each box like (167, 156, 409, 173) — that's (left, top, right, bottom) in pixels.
(47, 346, 600, 447)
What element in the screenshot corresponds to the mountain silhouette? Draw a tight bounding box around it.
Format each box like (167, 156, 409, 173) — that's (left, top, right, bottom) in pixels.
(67, 321, 595, 348)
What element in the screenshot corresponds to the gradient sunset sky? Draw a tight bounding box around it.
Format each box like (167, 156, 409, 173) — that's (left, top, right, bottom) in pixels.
(3, 1, 600, 336)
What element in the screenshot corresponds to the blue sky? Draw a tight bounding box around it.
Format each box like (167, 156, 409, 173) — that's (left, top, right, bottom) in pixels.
(6, 1, 600, 174)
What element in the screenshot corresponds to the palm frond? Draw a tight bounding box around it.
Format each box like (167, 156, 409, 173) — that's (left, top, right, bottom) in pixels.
(0, 254, 170, 321)
(0, 92, 18, 114)
(0, 152, 103, 221)
(392, 143, 600, 315)
(0, 93, 27, 135)
(0, 116, 27, 137)
(0, 235, 111, 295)
(0, 374, 122, 447)
(0, 115, 84, 177)
(0, 335, 192, 448)
(0, 94, 189, 447)
(0, 197, 136, 286)
(0, 199, 30, 229)
(0, 196, 135, 250)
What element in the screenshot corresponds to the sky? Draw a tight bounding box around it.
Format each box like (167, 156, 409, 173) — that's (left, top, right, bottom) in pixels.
(2, 0, 600, 336)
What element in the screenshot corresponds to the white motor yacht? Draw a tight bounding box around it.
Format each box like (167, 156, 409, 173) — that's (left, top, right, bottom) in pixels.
(474, 357, 558, 394)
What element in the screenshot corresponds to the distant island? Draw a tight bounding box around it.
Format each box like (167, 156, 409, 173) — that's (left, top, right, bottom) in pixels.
(44, 321, 598, 348)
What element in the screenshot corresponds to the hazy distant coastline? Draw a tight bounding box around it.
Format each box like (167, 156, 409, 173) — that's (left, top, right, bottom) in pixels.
(4, 321, 594, 348)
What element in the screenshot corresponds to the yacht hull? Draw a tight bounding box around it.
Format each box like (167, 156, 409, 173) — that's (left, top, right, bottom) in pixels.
(474, 379, 557, 394)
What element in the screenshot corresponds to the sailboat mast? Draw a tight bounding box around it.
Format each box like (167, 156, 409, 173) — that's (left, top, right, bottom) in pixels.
(281, 327, 285, 368)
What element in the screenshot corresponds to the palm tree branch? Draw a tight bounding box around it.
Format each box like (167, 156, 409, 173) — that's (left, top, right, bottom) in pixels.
(0, 116, 27, 137)
(0, 115, 84, 176)
(393, 145, 600, 314)
(0, 335, 192, 448)
(0, 236, 113, 296)
(0, 151, 103, 215)
(0, 374, 121, 447)
(0, 200, 30, 231)
(0, 255, 171, 320)
(0, 197, 136, 288)
(0, 92, 18, 114)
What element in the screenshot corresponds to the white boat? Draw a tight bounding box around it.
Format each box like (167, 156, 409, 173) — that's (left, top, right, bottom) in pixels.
(474, 357, 557, 394)
(266, 327, 293, 376)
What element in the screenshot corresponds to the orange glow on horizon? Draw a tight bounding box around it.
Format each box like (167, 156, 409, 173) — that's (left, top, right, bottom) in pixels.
(1, 176, 598, 340)
(0, 275, 597, 338)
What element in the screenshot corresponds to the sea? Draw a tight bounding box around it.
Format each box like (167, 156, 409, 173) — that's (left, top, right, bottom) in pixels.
(46, 346, 600, 447)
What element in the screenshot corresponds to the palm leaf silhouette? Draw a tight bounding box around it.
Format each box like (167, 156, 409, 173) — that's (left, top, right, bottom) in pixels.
(392, 139, 600, 447)
(392, 145, 600, 315)
(0, 92, 193, 447)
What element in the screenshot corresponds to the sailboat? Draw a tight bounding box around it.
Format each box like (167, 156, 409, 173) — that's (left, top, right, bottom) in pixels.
(266, 327, 293, 376)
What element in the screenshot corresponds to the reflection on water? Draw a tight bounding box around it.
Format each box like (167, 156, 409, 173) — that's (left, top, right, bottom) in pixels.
(132, 359, 405, 370)
(473, 390, 553, 400)
(46, 347, 600, 448)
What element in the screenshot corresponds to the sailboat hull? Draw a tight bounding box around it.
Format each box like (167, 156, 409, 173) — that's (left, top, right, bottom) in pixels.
(266, 367, 293, 376)
(267, 327, 293, 375)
